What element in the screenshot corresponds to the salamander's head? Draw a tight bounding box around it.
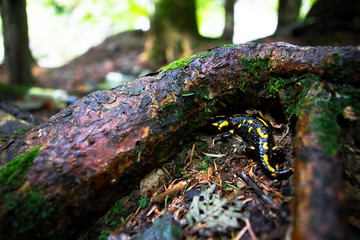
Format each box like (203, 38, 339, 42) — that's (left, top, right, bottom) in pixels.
(208, 116, 230, 133)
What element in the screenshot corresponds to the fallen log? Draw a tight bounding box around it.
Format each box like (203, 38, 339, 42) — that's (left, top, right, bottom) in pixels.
(0, 42, 359, 238)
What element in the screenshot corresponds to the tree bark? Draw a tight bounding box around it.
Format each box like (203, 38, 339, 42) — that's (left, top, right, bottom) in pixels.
(0, 0, 33, 85)
(293, 85, 346, 240)
(0, 43, 359, 238)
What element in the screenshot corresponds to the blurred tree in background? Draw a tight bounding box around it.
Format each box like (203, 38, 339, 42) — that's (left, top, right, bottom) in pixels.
(221, 0, 236, 42)
(276, 0, 302, 32)
(0, 0, 33, 86)
(1, 0, 360, 87)
(145, 0, 199, 65)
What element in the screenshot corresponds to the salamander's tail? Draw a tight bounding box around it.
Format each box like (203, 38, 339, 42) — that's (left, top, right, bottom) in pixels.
(259, 153, 294, 179)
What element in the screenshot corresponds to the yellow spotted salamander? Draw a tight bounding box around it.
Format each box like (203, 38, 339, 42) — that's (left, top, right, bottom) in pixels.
(210, 114, 294, 179)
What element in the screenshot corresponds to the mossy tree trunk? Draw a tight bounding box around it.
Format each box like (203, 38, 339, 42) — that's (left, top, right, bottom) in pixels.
(145, 0, 200, 66)
(0, 0, 34, 86)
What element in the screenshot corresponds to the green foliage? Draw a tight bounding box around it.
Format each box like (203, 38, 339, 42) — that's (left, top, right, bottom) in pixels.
(195, 155, 212, 171)
(138, 196, 149, 208)
(182, 172, 189, 178)
(0, 146, 40, 194)
(99, 229, 111, 240)
(204, 154, 212, 163)
(160, 51, 213, 71)
(43, 0, 76, 15)
(196, 161, 209, 171)
(112, 199, 126, 215)
(40, 0, 151, 32)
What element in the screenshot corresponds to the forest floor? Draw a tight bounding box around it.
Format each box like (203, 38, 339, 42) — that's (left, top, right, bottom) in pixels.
(81, 110, 298, 240)
(0, 28, 360, 239)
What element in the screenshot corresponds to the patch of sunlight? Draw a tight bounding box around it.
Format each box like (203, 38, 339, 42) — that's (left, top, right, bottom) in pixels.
(233, 0, 278, 43)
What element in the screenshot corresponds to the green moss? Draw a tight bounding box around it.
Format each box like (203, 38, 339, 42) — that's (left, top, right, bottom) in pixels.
(159, 100, 177, 111)
(265, 72, 360, 155)
(112, 199, 126, 215)
(2, 190, 55, 239)
(99, 229, 111, 240)
(267, 74, 321, 119)
(159, 51, 213, 71)
(0, 145, 40, 193)
(238, 55, 272, 92)
(323, 52, 357, 82)
(0, 146, 57, 239)
(310, 85, 360, 155)
(240, 55, 271, 79)
(220, 44, 237, 48)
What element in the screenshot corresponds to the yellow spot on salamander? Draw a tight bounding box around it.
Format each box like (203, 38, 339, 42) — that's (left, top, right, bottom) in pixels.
(212, 123, 219, 127)
(263, 142, 269, 150)
(250, 146, 255, 150)
(272, 146, 277, 150)
(218, 120, 229, 130)
(263, 154, 275, 172)
(248, 120, 253, 124)
(229, 130, 234, 134)
(248, 126, 252, 132)
(256, 117, 269, 127)
(257, 128, 268, 139)
(238, 124, 242, 128)
(271, 173, 278, 177)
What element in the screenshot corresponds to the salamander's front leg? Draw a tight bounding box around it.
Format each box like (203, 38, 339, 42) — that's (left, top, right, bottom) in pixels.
(212, 130, 234, 144)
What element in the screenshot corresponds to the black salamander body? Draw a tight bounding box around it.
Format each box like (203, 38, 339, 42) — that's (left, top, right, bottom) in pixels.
(210, 114, 294, 179)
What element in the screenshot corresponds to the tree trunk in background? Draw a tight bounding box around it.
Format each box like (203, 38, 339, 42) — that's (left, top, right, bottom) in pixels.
(306, 0, 360, 24)
(221, 0, 235, 42)
(145, 0, 199, 66)
(290, 0, 360, 45)
(0, 0, 33, 86)
(275, 0, 302, 33)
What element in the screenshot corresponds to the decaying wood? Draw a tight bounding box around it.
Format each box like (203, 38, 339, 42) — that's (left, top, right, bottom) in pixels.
(1, 42, 359, 237)
(293, 86, 346, 240)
